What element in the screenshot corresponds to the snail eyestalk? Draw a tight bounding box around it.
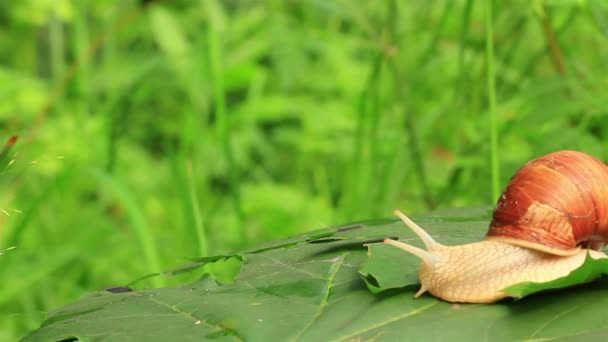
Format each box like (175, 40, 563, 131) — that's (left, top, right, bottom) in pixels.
(386, 209, 443, 299)
(383, 238, 437, 266)
(392, 209, 437, 248)
(385, 210, 441, 266)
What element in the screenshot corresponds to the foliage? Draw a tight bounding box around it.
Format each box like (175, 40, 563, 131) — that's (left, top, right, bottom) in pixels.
(0, 0, 608, 339)
(23, 209, 608, 341)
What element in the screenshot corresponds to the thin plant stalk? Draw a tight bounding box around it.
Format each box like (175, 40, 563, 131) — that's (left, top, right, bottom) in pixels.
(346, 53, 382, 220)
(49, 12, 65, 92)
(390, 0, 438, 210)
(91, 169, 165, 288)
(208, 17, 245, 240)
(458, 0, 473, 83)
(485, 0, 500, 201)
(186, 161, 208, 258)
(0, 136, 18, 169)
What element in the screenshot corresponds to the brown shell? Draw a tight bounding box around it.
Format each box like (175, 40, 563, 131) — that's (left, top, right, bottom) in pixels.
(486, 150, 608, 256)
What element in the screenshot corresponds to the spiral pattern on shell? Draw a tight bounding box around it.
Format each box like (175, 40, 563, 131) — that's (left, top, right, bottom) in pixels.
(486, 150, 608, 256)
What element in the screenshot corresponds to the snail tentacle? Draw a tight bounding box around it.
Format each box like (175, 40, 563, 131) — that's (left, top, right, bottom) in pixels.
(414, 286, 428, 298)
(392, 209, 437, 248)
(383, 238, 438, 266)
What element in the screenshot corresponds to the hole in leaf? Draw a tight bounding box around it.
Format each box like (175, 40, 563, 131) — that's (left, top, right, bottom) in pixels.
(206, 256, 243, 284)
(57, 336, 78, 342)
(335, 224, 364, 232)
(307, 238, 342, 244)
(104, 286, 133, 293)
(126, 255, 244, 289)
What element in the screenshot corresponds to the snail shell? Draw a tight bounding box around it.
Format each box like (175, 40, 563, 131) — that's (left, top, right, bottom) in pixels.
(487, 150, 608, 255)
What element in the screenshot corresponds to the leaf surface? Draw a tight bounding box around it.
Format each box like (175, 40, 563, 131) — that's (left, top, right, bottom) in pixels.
(23, 208, 608, 341)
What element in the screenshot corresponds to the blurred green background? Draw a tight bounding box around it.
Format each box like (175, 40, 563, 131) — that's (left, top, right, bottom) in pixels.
(2, 0, 608, 339)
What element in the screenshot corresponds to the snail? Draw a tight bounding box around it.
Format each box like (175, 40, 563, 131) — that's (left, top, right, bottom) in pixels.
(385, 150, 608, 303)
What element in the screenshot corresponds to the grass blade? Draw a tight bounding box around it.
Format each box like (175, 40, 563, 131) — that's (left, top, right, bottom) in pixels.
(485, 0, 499, 201)
(186, 161, 208, 257)
(90, 168, 165, 287)
(208, 3, 245, 240)
(0, 136, 18, 169)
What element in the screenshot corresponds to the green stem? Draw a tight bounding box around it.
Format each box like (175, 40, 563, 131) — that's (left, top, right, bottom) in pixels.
(91, 169, 164, 288)
(390, 0, 441, 210)
(186, 161, 208, 257)
(0, 136, 18, 169)
(458, 0, 473, 78)
(208, 21, 244, 238)
(541, 8, 567, 76)
(49, 11, 65, 87)
(485, 0, 500, 201)
(345, 51, 382, 221)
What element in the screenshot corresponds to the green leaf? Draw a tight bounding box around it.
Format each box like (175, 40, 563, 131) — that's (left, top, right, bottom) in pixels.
(148, 5, 192, 74)
(358, 242, 419, 293)
(504, 252, 608, 298)
(23, 209, 608, 341)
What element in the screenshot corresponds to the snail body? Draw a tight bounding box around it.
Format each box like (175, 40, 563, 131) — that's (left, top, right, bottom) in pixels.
(386, 150, 608, 303)
(386, 211, 607, 303)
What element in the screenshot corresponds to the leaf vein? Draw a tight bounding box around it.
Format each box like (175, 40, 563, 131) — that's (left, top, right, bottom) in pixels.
(147, 295, 244, 341)
(258, 254, 325, 278)
(291, 253, 349, 341)
(334, 301, 439, 341)
(527, 305, 580, 340)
